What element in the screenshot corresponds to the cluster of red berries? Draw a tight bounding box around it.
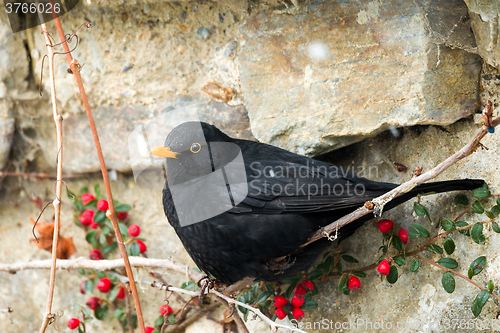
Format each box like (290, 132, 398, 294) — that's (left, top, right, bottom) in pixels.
(376, 219, 409, 275)
(273, 280, 315, 321)
(128, 224, 147, 253)
(79, 194, 129, 229)
(377, 219, 409, 242)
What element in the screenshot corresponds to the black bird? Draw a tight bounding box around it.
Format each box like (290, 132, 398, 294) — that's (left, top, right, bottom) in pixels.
(151, 121, 483, 285)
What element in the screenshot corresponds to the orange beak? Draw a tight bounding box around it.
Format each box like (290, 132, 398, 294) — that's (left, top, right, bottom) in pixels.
(150, 146, 180, 158)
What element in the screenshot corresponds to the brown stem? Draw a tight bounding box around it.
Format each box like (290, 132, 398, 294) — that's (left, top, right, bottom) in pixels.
(0, 171, 92, 179)
(412, 254, 500, 302)
(214, 295, 250, 333)
(38, 20, 64, 333)
(303, 115, 500, 247)
(50, 16, 146, 332)
(125, 293, 135, 333)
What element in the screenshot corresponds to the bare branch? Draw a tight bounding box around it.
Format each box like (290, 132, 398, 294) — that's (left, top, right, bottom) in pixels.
(304, 114, 500, 247)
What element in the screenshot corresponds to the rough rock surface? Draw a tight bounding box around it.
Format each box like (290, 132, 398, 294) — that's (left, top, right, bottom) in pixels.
(465, 0, 500, 69)
(239, 0, 481, 156)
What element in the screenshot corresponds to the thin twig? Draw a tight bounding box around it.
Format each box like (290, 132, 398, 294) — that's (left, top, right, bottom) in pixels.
(412, 254, 500, 302)
(303, 115, 500, 247)
(0, 257, 204, 282)
(0, 171, 91, 179)
(124, 292, 135, 333)
(50, 15, 146, 332)
(38, 19, 64, 333)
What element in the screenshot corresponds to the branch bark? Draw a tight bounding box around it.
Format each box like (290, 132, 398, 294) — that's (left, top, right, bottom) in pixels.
(303, 115, 500, 247)
(49, 15, 146, 332)
(38, 21, 64, 333)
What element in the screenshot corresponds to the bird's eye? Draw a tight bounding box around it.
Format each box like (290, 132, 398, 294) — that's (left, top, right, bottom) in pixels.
(190, 143, 201, 153)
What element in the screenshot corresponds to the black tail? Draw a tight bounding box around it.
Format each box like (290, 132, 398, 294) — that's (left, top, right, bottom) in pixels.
(385, 179, 485, 211)
(338, 179, 484, 242)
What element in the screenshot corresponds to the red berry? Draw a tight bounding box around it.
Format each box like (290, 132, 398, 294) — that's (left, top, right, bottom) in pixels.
(301, 279, 314, 292)
(97, 199, 109, 211)
(291, 295, 304, 308)
(274, 307, 287, 320)
(128, 224, 141, 237)
(292, 307, 305, 321)
(145, 327, 155, 333)
(78, 210, 94, 226)
(116, 287, 126, 299)
(67, 318, 80, 329)
(89, 249, 102, 260)
(90, 221, 99, 229)
(136, 240, 147, 253)
(377, 219, 394, 233)
(80, 280, 86, 294)
(348, 276, 361, 290)
(160, 304, 173, 316)
(86, 297, 100, 310)
(117, 212, 128, 220)
(398, 228, 409, 243)
(293, 285, 307, 296)
(377, 259, 391, 276)
(273, 295, 288, 308)
(81, 193, 95, 206)
(97, 278, 112, 293)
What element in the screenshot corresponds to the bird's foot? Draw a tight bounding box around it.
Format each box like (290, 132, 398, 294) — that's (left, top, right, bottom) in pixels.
(197, 275, 216, 302)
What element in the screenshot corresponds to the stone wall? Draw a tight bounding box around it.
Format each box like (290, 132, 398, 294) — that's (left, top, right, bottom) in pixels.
(0, 0, 499, 332)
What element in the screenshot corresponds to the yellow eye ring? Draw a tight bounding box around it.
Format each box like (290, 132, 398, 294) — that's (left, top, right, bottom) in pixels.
(190, 143, 201, 153)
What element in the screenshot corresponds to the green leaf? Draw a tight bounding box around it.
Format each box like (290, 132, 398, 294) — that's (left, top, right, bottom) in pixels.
(454, 194, 469, 206)
(154, 315, 165, 327)
(488, 280, 494, 292)
(77, 269, 86, 275)
(433, 245, 443, 254)
(308, 270, 323, 280)
(443, 237, 455, 255)
(471, 223, 484, 240)
(491, 206, 500, 218)
(130, 242, 140, 256)
(118, 222, 129, 236)
(116, 203, 132, 212)
(337, 276, 349, 292)
(79, 187, 89, 195)
(67, 188, 76, 200)
(252, 282, 259, 299)
(441, 272, 455, 293)
(113, 309, 124, 318)
(393, 256, 406, 266)
(85, 230, 98, 248)
(386, 266, 398, 284)
(410, 258, 420, 272)
(468, 268, 474, 279)
(485, 211, 495, 219)
(244, 290, 252, 303)
(168, 313, 176, 324)
(94, 210, 106, 224)
(237, 296, 247, 315)
(471, 200, 485, 214)
(440, 219, 455, 231)
(471, 290, 490, 317)
(472, 187, 490, 199)
(94, 184, 101, 196)
(437, 258, 458, 269)
(426, 245, 435, 252)
(84, 279, 93, 294)
(353, 271, 367, 278)
(492, 222, 500, 233)
(94, 305, 109, 320)
(469, 256, 486, 277)
(82, 306, 91, 317)
(414, 202, 431, 222)
(408, 223, 430, 239)
(392, 236, 403, 252)
(103, 242, 118, 254)
(455, 221, 470, 236)
(109, 287, 121, 302)
(473, 234, 486, 245)
(99, 233, 106, 245)
(301, 299, 318, 310)
(341, 255, 358, 263)
(281, 276, 301, 285)
(256, 291, 272, 303)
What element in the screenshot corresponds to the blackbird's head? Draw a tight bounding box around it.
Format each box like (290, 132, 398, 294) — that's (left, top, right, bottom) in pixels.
(150, 122, 239, 185)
